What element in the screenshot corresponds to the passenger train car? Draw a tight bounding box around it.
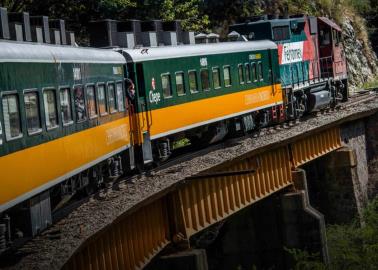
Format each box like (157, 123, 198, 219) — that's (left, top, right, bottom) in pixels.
(0, 41, 134, 243)
(120, 41, 284, 164)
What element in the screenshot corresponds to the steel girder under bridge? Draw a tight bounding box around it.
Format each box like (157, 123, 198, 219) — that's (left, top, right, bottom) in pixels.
(63, 127, 342, 270)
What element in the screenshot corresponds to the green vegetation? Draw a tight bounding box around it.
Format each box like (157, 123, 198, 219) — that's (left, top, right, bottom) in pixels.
(288, 197, 378, 269)
(172, 138, 190, 150)
(363, 76, 378, 89)
(285, 248, 326, 270)
(0, 0, 210, 42)
(159, 0, 210, 32)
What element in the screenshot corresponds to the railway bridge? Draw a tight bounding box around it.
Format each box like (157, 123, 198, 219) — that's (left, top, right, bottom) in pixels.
(7, 95, 378, 270)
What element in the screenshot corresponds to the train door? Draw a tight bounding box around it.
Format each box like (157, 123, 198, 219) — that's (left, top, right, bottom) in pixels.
(331, 28, 347, 80)
(268, 49, 277, 95)
(133, 62, 153, 165)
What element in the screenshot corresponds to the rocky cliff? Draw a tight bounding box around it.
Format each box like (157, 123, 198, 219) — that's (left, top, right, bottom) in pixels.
(342, 16, 378, 90)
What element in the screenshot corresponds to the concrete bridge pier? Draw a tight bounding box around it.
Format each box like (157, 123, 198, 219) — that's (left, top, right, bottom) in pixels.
(281, 169, 329, 266)
(304, 121, 370, 225)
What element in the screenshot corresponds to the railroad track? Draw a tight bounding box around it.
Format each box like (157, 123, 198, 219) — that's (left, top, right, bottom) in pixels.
(345, 89, 377, 106)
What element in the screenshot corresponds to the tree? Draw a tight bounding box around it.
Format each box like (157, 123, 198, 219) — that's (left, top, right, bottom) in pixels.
(159, 0, 209, 32)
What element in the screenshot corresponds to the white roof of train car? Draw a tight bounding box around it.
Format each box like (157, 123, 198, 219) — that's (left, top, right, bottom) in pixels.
(119, 40, 277, 63)
(0, 40, 125, 64)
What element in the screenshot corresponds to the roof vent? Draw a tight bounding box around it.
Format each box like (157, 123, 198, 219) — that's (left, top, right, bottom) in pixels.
(163, 31, 177, 46)
(49, 19, 66, 45)
(0, 7, 10, 39)
(207, 33, 219, 43)
(195, 33, 207, 44)
(227, 31, 248, 42)
(88, 19, 119, 48)
(117, 20, 142, 48)
(141, 20, 161, 47)
(182, 31, 195, 45)
(162, 20, 183, 44)
(66, 31, 76, 46)
(8, 12, 32, 42)
(227, 31, 240, 41)
(30, 16, 50, 43)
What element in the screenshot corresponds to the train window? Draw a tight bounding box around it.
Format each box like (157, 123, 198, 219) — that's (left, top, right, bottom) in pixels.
(334, 29, 341, 46)
(251, 63, 257, 82)
(86, 85, 97, 119)
(337, 32, 342, 45)
(2, 94, 22, 140)
(60, 88, 73, 125)
(200, 69, 211, 91)
(212, 67, 221, 89)
(108, 83, 117, 113)
(24, 91, 42, 134)
(320, 30, 331, 46)
(258, 62, 264, 81)
(238, 64, 245, 84)
(188, 71, 198, 93)
(74, 86, 87, 122)
(161, 74, 172, 98)
(97, 84, 107, 116)
(175, 72, 186, 96)
(116, 82, 125, 112)
(245, 64, 251, 83)
(223, 66, 232, 87)
(43, 89, 58, 129)
(273, 26, 290, 41)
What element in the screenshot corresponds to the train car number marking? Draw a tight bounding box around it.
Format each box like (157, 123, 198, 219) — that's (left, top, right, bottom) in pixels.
(73, 68, 81, 80)
(200, 57, 208, 67)
(249, 54, 262, 60)
(106, 124, 128, 145)
(244, 90, 271, 105)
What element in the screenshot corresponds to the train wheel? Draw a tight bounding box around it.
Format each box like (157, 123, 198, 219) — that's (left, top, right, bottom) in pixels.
(294, 93, 307, 119)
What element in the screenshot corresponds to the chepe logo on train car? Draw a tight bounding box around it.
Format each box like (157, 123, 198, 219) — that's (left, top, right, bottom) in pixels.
(149, 77, 161, 104)
(281, 41, 304, 65)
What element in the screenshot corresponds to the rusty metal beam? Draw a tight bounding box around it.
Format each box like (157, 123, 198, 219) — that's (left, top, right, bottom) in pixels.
(62, 198, 170, 270)
(176, 147, 292, 238)
(290, 127, 342, 167)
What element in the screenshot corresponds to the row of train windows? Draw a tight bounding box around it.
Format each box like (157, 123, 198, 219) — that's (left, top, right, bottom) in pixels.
(160, 62, 264, 98)
(1, 82, 125, 141)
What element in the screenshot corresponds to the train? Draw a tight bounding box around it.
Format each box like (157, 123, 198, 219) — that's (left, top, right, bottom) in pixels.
(0, 10, 347, 254)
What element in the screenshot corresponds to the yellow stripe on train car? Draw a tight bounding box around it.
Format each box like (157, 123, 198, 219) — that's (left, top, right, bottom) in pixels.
(0, 117, 132, 210)
(136, 84, 283, 141)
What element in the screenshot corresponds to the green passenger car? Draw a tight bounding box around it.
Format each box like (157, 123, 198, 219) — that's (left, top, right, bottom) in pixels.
(0, 40, 133, 238)
(120, 41, 283, 163)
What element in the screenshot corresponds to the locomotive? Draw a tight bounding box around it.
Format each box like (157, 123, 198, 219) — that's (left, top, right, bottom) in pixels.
(230, 15, 348, 118)
(0, 8, 347, 254)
